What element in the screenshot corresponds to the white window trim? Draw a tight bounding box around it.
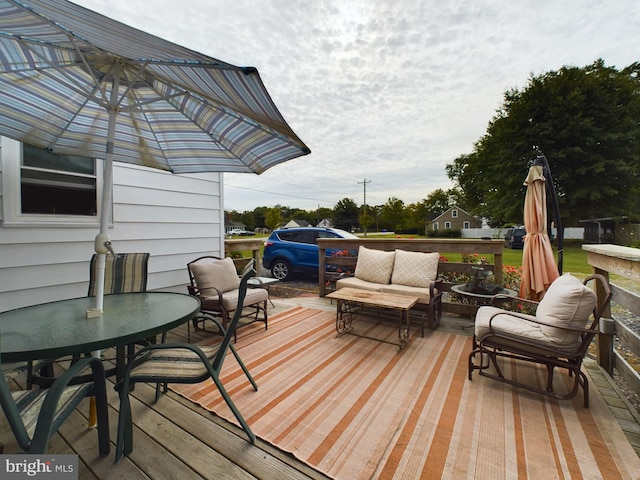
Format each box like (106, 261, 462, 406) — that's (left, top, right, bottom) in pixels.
(1, 136, 105, 227)
(433, 222, 439, 230)
(452, 209, 458, 218)
(463, 221, 470, 229)
(445, 221, 451, 229)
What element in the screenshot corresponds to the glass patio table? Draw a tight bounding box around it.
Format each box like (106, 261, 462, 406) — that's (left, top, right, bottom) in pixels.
(0, 292, 201, 382)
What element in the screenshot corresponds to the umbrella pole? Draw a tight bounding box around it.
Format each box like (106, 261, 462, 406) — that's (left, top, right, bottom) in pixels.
(94, 63, 121, 312)
(533, 155, 563, 274)
(90, 67, 120, 427)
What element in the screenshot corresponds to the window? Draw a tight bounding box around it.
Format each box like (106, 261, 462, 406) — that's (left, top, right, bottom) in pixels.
(452, 209, 458, 218)
(1, 137, 103, 226)
(433, 222, 439, 230)
(463, 221, 470, 229)
(445, 221, 451, 229)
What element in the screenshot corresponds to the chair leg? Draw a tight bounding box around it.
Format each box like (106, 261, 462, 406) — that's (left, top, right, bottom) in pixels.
(545, 364, 555, 392)
(115, 387, 133, 462)
(229, 343, 258, 391)
(212, 374, 255, 444)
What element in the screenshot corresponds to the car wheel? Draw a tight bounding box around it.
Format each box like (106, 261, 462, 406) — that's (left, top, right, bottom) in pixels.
(271, 259, 291, 281)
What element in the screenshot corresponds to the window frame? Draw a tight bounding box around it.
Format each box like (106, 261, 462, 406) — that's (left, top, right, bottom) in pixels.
(463, 221, 470, 229)
(1, 137, 105, 227)
(452, 209, 458, 218)
(444, 221, 451, 229)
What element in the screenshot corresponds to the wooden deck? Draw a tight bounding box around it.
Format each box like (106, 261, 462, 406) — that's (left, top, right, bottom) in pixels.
(3, 294, 640, 479)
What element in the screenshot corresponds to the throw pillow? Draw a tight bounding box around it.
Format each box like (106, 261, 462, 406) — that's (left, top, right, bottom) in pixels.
(537, 273, 597, 345)
(354, 246, 395, 284)
(391, 250, 440, 288)
(190, 257, 240, 297)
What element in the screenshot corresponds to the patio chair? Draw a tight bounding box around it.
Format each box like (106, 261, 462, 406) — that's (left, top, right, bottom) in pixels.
(0, 352, 109, 455)
(87, 252, 150, 297)
(115, 267, 258, 462)
(468, 273, 611, 407)
(187, 256, 268, 341)
(28, 253, 151, 389)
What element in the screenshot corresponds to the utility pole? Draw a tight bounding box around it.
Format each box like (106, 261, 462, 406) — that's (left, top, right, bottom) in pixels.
(358, 178, 371, 237)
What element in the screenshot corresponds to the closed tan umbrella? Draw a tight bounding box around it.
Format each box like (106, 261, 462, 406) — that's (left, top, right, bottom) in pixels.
(519, 165, 559, 300)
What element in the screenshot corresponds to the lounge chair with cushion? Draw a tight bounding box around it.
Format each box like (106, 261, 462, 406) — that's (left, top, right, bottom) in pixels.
(187, 256, 268, 341)
(468, 273, 611, 407)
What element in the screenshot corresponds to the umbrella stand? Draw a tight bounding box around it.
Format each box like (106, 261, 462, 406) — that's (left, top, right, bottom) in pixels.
(533, 155, 563, 274)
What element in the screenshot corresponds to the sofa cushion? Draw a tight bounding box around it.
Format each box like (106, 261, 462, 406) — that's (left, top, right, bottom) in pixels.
(213, 287, 269, 311)
(536, 273, 597, 345)
(474, 306, 582, 354)
(190, 257, 240, 297)
(380, 284, 431, 304)
(475, 306, 540, 342)
(354, 246, 395, 284)
(391, 250, 439, 288)
(336, 276, 385, 292)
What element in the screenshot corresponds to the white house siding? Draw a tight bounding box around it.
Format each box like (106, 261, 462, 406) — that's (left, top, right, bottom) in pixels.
(0, 159, 225, 312)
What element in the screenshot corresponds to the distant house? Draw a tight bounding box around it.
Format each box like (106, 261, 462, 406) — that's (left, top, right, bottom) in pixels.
(0, 135, 226, 311)
(317, 218, 333, 228)
(225, 220, 247, 234)
(430, 206, 482, 231)
(283, 219, 310, 228)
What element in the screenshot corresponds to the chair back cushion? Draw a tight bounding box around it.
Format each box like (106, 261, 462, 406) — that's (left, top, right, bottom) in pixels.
(537, 273, 597, 344)
(190, 257, 240, 297)
(88, 253, 149, 296)
(354, 246, 395, 284)
(391, 250, 439, 287)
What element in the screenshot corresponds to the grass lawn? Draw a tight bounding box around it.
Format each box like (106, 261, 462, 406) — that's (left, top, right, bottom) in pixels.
(443, 243, 591, 275)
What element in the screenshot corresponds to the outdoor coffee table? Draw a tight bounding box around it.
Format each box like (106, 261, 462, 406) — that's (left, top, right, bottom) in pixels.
(327, 287, 419, 351)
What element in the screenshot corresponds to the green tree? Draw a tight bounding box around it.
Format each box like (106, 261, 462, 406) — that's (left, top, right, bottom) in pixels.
(264, 207, 283, 231)
(333, 198, 359, 231)
(380, 197, 406, 232)
(252, 206, 267, 229)
(446, 60, 640, 226)
(424, 188, 460, 217)
(404, 201, 427, 232)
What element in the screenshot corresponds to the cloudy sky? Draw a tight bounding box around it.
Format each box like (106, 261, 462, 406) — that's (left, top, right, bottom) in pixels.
(75, 0, 639, 212)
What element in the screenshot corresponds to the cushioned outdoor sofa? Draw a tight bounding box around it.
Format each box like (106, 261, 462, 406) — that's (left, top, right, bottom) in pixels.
(335, 246, 443, 335)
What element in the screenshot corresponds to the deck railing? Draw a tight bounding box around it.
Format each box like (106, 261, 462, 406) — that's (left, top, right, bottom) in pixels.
(584, 244, 640, 394)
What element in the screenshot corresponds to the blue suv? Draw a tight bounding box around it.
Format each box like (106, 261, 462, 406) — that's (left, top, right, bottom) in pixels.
(263, 227, 357, 281)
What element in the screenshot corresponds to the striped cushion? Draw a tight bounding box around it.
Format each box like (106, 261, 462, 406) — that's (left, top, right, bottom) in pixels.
(12, 384, 91, 438)
(88, 253, 149, 296)
(129, 346, 220, 381)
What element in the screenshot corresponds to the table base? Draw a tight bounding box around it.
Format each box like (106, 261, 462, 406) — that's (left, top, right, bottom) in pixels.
(334, 300, 411, 352)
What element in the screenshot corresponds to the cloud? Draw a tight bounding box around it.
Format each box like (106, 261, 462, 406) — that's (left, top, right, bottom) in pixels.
(76, 0, 640, 211)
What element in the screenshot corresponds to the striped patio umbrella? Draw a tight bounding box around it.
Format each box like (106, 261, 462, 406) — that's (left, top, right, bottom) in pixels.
(0, 0, 310, 311)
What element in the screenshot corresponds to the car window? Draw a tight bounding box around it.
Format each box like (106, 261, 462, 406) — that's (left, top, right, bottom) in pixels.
(277, 231, 299, 242)
(317, 231, 340, 239)
(277, 230, 317, 244)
